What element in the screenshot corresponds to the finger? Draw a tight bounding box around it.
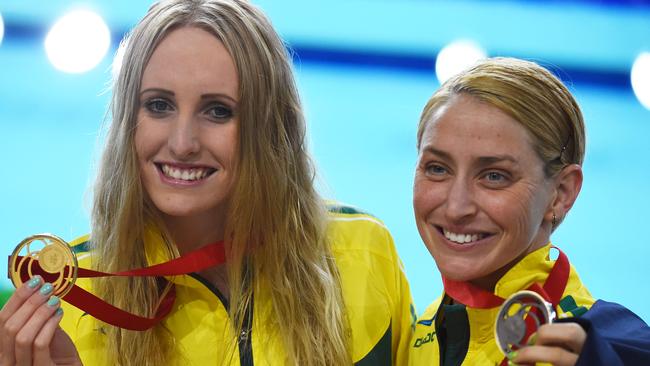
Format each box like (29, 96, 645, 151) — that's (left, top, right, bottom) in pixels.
(32, 308, 65, 365)
(0, 276, 43, 323)
(534, 323, 587, 354)
(4, 282, 54, 338)
(512, 344, 579, 366)
(14, 296, 62, 366)
(0, 276, 45, 365)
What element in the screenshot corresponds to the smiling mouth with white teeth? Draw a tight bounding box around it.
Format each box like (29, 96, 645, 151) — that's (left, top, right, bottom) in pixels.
(442, 228, 488, 244)
(158, 163, 217, 182)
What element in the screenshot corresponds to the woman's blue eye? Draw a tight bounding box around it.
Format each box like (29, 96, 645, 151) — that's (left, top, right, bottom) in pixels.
(426, 164, 447, 175)
(208, 104, 233, 120)
(485, 171, 506, 182)
(145, 99, 171, 113)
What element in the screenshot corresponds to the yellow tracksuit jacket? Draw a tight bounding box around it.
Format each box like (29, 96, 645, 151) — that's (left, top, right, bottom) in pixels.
(409, 244, 595, 366)
(61, 205, 416, 365)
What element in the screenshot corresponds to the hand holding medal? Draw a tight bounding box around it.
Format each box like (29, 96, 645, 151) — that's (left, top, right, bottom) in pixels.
(494, 289, 588, 366)
(9, 234, 78, 299)
(442, 246, 571, 365)
(8, 233, 226, 331)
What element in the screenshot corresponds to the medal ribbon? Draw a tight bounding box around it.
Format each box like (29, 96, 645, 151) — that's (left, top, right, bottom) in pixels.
(11, 240, 226, 331)
(441, 246, 570, 366)
(441, 246, 569, 308)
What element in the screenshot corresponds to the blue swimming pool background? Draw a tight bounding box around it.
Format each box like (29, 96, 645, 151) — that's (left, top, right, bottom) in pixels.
(1, 1, 649, 322)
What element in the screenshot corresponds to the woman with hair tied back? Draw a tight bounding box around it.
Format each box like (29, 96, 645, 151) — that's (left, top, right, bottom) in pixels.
(0, 1, 414, 365)
(408, 57, 650, 365)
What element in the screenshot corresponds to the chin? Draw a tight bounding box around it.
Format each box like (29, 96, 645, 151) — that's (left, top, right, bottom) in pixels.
(440, 270, 475, 282)
(435, 258, 483, 282)
(160, 207, 197, 218)
(152, 199, 203, 218)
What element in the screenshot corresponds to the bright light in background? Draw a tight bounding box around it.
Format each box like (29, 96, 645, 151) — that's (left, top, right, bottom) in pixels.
(435, 40, 487, 84)
(631, 52, 650, 110)
(0, 12, 5, 46)
(45, 9, 111, 73)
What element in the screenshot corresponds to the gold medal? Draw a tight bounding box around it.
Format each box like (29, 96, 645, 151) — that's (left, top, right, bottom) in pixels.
(7, 234, 228, 330)
(9, 234, 78, 297)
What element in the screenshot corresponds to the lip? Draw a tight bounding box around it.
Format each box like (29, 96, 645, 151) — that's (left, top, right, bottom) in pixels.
(433, 224, 496, 252)
(156, 161, 217, 170)
(154, 161, 218, 187)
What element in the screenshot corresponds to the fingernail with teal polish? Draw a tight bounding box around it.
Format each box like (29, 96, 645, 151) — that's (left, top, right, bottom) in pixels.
(39, 283, 53, 295)
(47, 296, 60, 307)
(507, 361, 518, 366)
(55, 308, 64, 317)
(27, 276, 42, 289)
(507, 351, 518, 360)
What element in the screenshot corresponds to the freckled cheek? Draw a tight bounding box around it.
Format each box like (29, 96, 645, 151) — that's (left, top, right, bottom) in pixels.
(487, 193, 537, 240)
(224, 147, 237, 169)
(134, 119, 166, 162)
(413, 179, 444, 221)
(208, 143, 237, 173)
(513, 206, 533, 240)
(412, 189, 437, 251)
(134, 129, 146, 163)
(210, 125, 239, 168)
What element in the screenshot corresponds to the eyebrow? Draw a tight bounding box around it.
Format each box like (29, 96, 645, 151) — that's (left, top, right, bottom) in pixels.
(422, 146, 519, 166)
(139, 88, 238, 104)
(476, 155, 519, 166)
(422, 146, 452, 161)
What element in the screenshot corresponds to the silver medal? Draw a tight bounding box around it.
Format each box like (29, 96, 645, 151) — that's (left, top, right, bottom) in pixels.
(494, 290, 555, 355)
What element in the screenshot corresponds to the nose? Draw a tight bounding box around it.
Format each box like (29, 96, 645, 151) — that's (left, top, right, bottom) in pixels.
(444, 177, 477, 223)
(168, 113, 200, 159)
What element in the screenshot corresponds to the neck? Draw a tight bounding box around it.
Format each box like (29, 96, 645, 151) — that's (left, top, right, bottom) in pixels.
(468, 239, 550, 292)
(468, 268, 509, 292)
(162, 211, 226, 255)
(161, 211, 230, 299)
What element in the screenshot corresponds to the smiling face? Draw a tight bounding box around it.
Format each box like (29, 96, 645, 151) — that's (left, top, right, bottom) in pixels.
(135, 26, 239, 241)
(413, 94, 556, 290)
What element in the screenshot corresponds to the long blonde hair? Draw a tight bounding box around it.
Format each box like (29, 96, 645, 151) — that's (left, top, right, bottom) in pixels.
(92, 0, 350, 364)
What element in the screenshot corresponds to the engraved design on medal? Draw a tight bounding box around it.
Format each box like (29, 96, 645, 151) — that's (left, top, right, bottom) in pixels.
(9, 234, 78, 297)
(38, 244, 67, 273)
(494, 290, 555, 355)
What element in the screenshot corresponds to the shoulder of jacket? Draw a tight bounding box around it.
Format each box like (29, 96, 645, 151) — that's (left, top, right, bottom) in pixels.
(69, 234, 91, 254)
(415, 296, 443, 327)
(325, 202, 401, 270)
(66, 234, 94, 270)
(326, 201, 388, 231)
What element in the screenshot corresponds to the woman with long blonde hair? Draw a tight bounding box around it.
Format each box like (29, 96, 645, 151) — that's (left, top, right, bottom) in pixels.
(0, 1, 414, 365)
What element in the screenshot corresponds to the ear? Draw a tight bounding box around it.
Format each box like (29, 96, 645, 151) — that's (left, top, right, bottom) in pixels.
(545, 164, 583, 223)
